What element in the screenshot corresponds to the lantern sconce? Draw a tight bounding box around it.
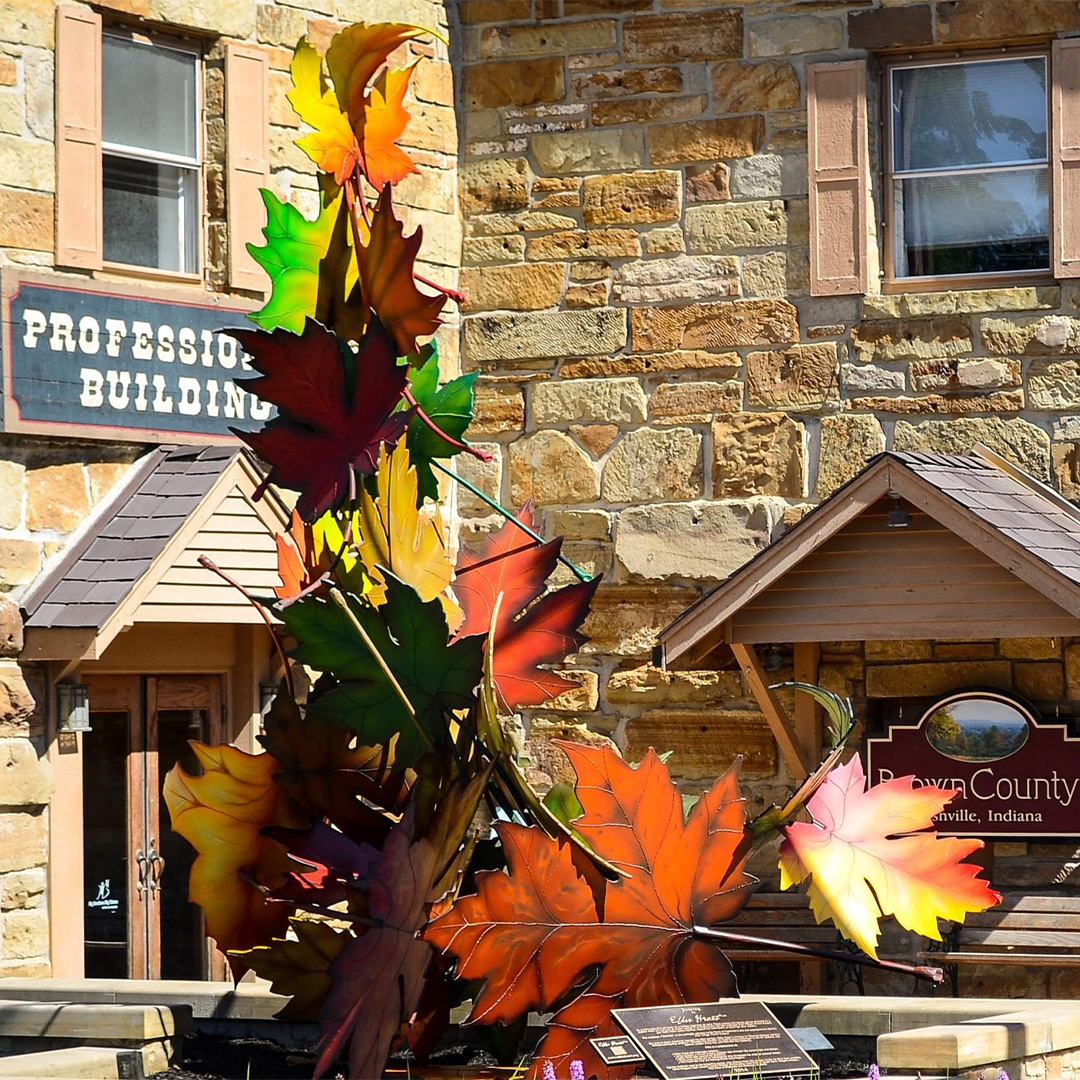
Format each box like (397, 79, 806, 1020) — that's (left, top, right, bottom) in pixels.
(57, 683, 91, 734)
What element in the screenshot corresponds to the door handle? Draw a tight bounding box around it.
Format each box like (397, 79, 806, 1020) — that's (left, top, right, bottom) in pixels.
(135, 848, 148, 897)
(147, 838, 164, 894)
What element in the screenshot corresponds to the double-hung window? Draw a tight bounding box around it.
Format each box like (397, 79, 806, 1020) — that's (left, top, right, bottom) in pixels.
(101, 30, 201, 276)
(886, 53, 1050, 283)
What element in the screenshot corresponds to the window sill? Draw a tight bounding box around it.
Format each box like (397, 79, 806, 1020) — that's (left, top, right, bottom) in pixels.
(881, 270, 1056, 294)
(98, 261, 206, 290)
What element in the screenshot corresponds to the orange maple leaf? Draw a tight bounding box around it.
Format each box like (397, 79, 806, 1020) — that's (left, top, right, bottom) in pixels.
(326, 22, 427, 126)
(357, 185, 446, 356)
(778, 756, 1001, 958)
(275, 509, 331, 599)
(425, 744, 756, 1080)
(362, 64, 421, 190)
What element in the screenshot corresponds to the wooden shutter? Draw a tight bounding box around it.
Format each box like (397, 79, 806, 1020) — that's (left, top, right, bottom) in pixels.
(225, 43, 270, 293)
(807, 60, 869, 296)
(56, 5, 102, 269)
(1053, 39, 1080, 279)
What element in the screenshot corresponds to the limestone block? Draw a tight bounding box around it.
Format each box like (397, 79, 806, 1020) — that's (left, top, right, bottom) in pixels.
(0, 0, 55, 47)
(649, 380, 742, 423)
(1066, 644, 1080, 700)
(865, 640, 932, 661)
(848, 5, 934, 49)
(531, 377, 647, 426)
(459, 263, 564, 313)
(412, 59, 454, 107)
(815, 414, 885, 499)
(0, 740, 52, 807)
(255, 3, 306, 44)
(454, 443, 501, 517)
(1030, 360, 1080, 410)
(984, 314, 1080, 355)
(713, 413, 805, 498)
(936, 0, 1080, 43)
(0, 185, 52, 252)
(478, 20, 616, 60)
(87, 461, 135, 505)
(685, 200, 786, 252)
(582, 170, 680, 226)
(0, 135, 53, 192)
(894, 416, 1051, 479)
(746, 342, 838, 409)
(472, 383, 524, 434)
(26, 463, 90, 533)
(606, 664, 743, 706)
(632, 299, 798, 352)
(568, 424, 616, 458)
(749, 14, 844, 56)
(0, 461, 25, 532)
(545, 509, 611, 541)
(846, 391, 1024, 416)
(741, 250, 800, 299)
(593, 94, 705, 128)
(565, 282, 609, 307)
(268, 70, 300, 129)
(0, 57, 14, 86)
(0, 908, 48, 959)
(460, 158, 529, 215)
(464, 57, 564, 109)
(148, 0, 255, 37)
(509, 431, 600, 505)
(852, 318, 972, 362)
(580, 585, 700, 658)
(526, 228, 641, 261)
(862, 287, 1058, 319)
(601, 427, 703, 502)
(570, 67, 682, 100)
(866, 661, 1012, 698)
(641, 228, 685, 256)
(1001, 638, 1061, 660)
(0, 811, 46, 874)
(625, 709, 777, 779)
(0, 610, 22, 661)
(463, 235, 526, 265)
(0, 868, 45, 911)
(532, 129, 645, 175)
(614, 254, 738, 305)
(1015, 661, 1065, 702)
(543, 670, 600, 713)
(467, 211, 577, 237)
(524, 720, 618, 791)
(711, 60, 800, 114)
(1053, 443, 1080, 503)
(623, 9, 742, 63)
(686, 163, 731, 204)
(730, 155, 784, 199)
(23, 49, 52, 141)
(841, 363, 905, 394)
(614, 500, 775, 581)
(0, 542, 40, 589)
(464, 308, 627, 364)
(563, 350, 742, 380)
(649, 117, 764, 165)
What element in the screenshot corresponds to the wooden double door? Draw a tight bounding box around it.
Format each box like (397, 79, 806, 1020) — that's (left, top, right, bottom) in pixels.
(82, 674, 226, 980)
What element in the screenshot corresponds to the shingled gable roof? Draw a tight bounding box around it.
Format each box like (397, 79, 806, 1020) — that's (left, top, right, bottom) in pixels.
(20, 444, 289, 661)
(657, 445, 1080, 671)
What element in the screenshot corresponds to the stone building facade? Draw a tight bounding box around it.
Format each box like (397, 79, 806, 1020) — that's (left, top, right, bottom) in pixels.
(0, 0, 456, 979)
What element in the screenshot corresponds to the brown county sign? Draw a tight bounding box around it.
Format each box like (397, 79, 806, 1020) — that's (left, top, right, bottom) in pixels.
(865, 692, 1080, 838)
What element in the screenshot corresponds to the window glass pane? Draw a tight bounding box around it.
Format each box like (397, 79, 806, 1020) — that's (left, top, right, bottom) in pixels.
(896, 167, 1049, 277)
(892, 57, 1047, 172)
(102, 35, 197, 159)
(103, 155, 199, 273)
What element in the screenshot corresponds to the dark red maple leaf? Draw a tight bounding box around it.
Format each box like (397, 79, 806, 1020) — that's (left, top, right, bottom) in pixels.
(230, 317, 409, 520)
(454, 509, 599, 708)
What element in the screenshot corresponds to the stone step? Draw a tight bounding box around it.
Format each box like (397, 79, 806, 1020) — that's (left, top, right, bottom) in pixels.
(0, 1043, 168, 1077)
(0, 999, 190, 1044)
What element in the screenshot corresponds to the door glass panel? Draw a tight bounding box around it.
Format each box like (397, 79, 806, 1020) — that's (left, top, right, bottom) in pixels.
(157, 708, 208, 980)
(83, 711, 129, 978)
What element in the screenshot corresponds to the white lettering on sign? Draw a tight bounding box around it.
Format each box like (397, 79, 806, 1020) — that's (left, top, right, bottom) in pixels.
(22, 308, 47, 347)
(79, 368, 104, 407)
(74, 365, 265, 420)
(876, 767, 1080, 807)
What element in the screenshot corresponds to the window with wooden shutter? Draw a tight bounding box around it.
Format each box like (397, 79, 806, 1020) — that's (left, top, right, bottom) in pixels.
(56, 4, 103, 270)
(807, 60, 869, 297)
(225, 44, 270, 294)
(1053, 38, 1080, 279)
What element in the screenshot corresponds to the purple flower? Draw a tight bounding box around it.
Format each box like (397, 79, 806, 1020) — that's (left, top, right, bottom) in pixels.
(998, 1070, 1010, 1080)
(571, 1061, 585, 1080)
(542, 1062, 556, 1080)
(868, 1065, 880, 1080)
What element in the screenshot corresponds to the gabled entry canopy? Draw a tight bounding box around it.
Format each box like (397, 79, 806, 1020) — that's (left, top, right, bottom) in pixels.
(21, 445, 288, 661)
(658, 446, 1080, 673)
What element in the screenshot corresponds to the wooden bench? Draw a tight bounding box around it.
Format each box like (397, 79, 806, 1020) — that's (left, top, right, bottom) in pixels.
(917, 892, 1080, 995)
(720, 891, 837, 993)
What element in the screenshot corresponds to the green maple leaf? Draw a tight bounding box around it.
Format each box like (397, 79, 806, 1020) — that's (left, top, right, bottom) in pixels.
(403, 343, 478, 503)
(280, 575, 483, 767)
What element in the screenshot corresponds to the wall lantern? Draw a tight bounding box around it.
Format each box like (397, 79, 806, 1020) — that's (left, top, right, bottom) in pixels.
(57, 682, 91, 733)
(887, 492, 911, 529)
(260, 683, 278, 714)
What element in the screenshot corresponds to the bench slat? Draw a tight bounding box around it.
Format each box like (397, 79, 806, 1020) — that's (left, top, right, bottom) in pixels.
(954, 928, 1080, 948)
(919, 951, 1080, 967)
(959, 912, 1080, 931)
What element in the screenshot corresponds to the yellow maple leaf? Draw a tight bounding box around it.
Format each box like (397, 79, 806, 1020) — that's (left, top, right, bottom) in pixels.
(362, 64, 420, 190)
(287, 37, 361, 185)
(163, 743, 309, 968)
(358, 441, 460, 627)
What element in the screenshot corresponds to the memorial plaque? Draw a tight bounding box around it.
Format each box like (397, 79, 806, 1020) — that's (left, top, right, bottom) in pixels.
(613, 1001, 816, 1080)
(590, 1035, 646, 1066)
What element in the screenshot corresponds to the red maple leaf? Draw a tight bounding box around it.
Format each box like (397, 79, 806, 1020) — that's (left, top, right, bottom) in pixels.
(453, 509, 599, 708)
(424, 744, 756, 1080)
(230, 317, 409, 520)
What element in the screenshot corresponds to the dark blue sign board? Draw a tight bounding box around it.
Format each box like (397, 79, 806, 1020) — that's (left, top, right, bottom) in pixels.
(1, 270, 268, 443)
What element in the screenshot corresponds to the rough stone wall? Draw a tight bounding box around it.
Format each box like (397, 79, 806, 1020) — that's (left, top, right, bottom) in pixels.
(0, 0, 456, 976)
(454, 0, 1080, 994)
